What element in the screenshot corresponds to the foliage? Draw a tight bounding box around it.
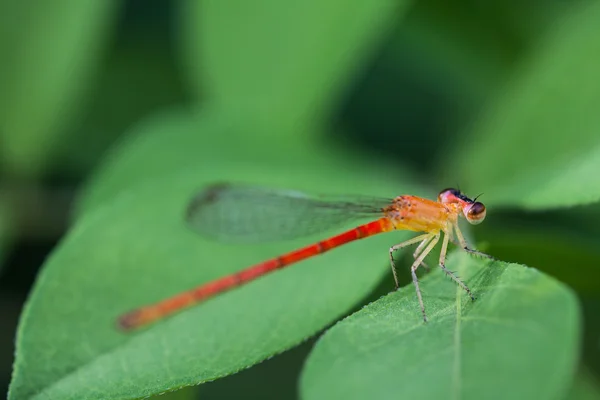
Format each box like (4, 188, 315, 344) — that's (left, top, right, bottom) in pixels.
(0, 0, 119, 178)
(4, 0, 600, 399)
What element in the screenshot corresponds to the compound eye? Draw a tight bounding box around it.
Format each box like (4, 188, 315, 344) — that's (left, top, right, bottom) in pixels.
(465, 202, 486, 224)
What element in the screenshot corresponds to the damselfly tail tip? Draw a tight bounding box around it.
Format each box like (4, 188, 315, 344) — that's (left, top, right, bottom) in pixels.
(117, 309, 148, 331)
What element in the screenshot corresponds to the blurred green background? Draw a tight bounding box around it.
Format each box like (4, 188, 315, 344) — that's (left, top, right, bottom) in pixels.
(2, 0, 600, 399)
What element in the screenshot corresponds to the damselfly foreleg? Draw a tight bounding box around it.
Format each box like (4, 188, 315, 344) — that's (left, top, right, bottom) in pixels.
(438, 229, 475, 300)
(453, 224, 495, 260)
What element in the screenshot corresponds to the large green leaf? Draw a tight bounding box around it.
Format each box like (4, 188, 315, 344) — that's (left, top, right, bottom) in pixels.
(179, 0, 409, 133)
(445, 1, 600, 209)
(0, 0, 119, 177)
(301, 252, 580, 400)
(9, 164, 420, 400)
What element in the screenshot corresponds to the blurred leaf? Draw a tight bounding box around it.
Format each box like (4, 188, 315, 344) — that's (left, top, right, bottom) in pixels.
(564, 368, 600, 400)
(9, 163, 420, 400)
(179, 0, 410, 134)
(0, 0, 119, 178)
(0, 199, 13, 273)
(58, 32, 187, 177)
(579, 297, 600, 376)
(447, 1, 600, 209)
(300, 252, 580, 400)
(401, 1, 521, 98)
(75, 107, 422, 218)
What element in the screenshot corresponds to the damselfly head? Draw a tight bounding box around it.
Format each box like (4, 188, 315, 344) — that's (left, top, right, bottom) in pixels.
(438, 188, 461, 204)
(438, 188, 486, 225)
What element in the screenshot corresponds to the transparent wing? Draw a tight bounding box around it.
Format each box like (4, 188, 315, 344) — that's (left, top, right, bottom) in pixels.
(185, 183, 393, 243)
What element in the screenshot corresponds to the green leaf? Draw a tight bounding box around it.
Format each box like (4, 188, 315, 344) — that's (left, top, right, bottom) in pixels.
(0, 0, 119, 177)
(300, 252, 580, 400)
(179, 0, 410, 133)
(9, 164, 419, 400)
(445, 1, 600, 209)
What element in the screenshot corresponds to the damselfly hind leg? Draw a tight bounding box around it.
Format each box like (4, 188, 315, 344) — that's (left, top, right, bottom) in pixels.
(389, 232, 439, 322)
(413, 236, 434, 272)
(388, 233, 432, 289)
(409, 233, 440, 322)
